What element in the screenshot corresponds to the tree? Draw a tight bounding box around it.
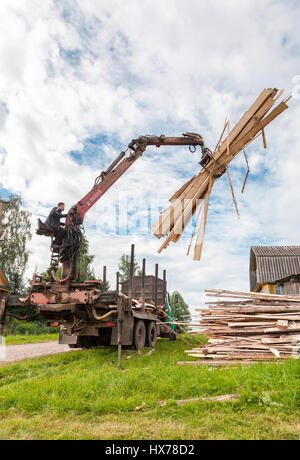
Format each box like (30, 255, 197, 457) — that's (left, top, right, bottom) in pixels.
(79, 235, 96, 280)
(0, 194, 32, 288)
(8, 271, 27, 295)
(118, 253, 142, 283)
(170, 291, 191, 323)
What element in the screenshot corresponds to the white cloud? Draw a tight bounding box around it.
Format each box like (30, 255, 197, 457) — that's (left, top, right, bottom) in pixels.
(0, 0, 300, 309)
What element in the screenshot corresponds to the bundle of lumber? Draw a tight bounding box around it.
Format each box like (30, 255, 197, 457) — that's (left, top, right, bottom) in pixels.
(151, 89, 290, 261)
(185, 289, 300, 361)
(121, 293, 157, 312)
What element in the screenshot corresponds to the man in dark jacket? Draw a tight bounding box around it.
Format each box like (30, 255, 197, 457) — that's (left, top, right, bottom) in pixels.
(45, 202, 67, 247)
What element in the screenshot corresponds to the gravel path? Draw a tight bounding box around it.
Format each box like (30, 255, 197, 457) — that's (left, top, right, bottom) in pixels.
(0, 341, 78, 364)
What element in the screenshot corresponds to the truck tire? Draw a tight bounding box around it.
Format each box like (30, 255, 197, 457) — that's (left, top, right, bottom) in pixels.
(146, 321, 157, 348)
(133, 320, 146, 350)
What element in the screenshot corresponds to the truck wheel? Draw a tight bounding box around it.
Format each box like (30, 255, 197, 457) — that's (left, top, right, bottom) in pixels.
(146, 321, 157, 347)
(133, 320, 146, 350)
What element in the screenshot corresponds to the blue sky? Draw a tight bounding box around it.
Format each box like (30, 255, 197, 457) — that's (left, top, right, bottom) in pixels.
(0, 0, 300, 308)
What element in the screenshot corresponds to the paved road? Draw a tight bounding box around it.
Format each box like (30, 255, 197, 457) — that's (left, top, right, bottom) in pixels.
(0, 341, 77, 364)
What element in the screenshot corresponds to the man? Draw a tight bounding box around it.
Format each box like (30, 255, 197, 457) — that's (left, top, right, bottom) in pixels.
(45, 202, 67, 247)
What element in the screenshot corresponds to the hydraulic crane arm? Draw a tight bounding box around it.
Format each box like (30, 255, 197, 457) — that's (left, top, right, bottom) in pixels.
(66, 133, 209, 226)
(46, 133, 211, 281)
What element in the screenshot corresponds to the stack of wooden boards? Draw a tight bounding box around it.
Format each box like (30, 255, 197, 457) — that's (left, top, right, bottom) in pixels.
(185, 289, 300, 362)
(151, 88, 290, 261)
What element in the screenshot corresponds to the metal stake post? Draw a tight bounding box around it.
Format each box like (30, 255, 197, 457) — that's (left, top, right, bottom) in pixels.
(116, 272, 123, 369)
(163, 270, 167, 306)
(154, 264, 159, 310)
(128, 244, 134, 311)
(103, 266, 107, 292)
(141, 259, 146, 311)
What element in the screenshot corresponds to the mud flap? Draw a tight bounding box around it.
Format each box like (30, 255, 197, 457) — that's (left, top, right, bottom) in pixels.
(59, 328, 78, 345)
(110, 312, 134, 346)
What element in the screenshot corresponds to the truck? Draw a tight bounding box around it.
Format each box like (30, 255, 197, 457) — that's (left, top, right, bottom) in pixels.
(3, 133, 207, 357)
(30, 249, 176, 350)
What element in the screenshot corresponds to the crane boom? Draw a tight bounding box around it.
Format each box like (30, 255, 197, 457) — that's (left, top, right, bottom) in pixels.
(42, 133, 209, 281)
(66, 134, 208, 226)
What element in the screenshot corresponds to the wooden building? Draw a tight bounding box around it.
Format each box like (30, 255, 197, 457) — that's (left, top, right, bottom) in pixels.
(250, 246, 300, 295)
(0, 266, 10, 294)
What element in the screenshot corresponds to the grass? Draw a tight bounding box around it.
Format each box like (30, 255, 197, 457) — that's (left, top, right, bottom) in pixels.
(4, 334, 59, 345)
(0, 337, 299, 440)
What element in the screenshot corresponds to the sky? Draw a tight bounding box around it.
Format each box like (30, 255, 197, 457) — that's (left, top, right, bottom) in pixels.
(0, 0, 300, 310)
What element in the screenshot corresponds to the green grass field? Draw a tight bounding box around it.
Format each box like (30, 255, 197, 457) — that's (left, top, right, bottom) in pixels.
(4, 334, 59, 345)
(0, 337, 299, 440)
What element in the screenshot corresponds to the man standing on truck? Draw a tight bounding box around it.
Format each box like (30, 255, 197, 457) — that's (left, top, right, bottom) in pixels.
(45, 202, 67, 248)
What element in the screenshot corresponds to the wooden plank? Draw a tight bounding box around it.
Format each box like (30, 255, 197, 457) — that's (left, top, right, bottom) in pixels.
(157, 176, 211, 253)
(264, 326, 300, 333)
(200, 306, 300, 313)
(277, 320, 289, 329)
(227, 353, 286, 360)
(187, 202, 203, 256)
(169, 175, 197, 203)
(151, 175, 201, 237)
(262, 128, 267, 149)
(177, 361, 279, 367)
(213, 118, 229, 153)
(269, 347, 281, 358)
(226, 166, 240, 219)
(229, 101, 289, 159)
(231, 90, 277, 146)
(262, 336, 300, 345)
(228, 322, 274, 328)
(193, 178, 214, 261)
(153, 174, 206, 239)
(205, 288, 300, 302)
(215, 88, 276, 162)
(176, 394, 240, 405)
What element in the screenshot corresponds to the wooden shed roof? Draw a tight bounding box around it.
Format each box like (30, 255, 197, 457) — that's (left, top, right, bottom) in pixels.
(0, 266, 11, 292)
(250, 246, 300, 291)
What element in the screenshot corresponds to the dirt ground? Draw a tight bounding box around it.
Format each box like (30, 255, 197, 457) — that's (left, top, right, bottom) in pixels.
(0, 341, 76, 364)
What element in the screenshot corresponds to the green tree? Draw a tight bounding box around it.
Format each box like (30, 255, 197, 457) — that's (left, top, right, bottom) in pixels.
(170, 291, 191, 324)
(0, 194, 32, 288)
(118, 253, 142, 283)
(79, 236, 96, 280)
(8, 271, 27, 295)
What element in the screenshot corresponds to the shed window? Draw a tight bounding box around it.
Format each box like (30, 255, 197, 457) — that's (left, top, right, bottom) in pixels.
(275, 284, 283, 295)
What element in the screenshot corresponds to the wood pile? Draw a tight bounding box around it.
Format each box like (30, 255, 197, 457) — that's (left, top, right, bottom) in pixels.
(185, 289, 300, 361)
(151, 89, 290, 261)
